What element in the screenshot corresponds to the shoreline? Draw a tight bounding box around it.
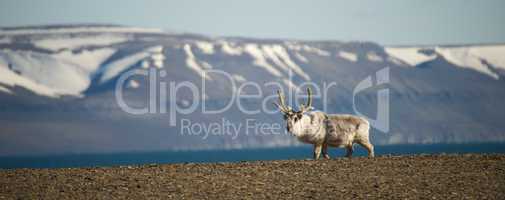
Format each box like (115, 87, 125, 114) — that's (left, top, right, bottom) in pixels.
(2, 142, 505, 169)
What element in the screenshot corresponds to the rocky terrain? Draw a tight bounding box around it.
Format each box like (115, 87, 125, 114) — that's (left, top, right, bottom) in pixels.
(1, 154, 504, 199)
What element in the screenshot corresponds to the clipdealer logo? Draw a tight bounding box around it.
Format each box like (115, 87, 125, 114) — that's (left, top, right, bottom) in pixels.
(115, 67, 390, 136)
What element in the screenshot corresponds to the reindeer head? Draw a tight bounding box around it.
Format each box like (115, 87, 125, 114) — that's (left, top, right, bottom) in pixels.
(274, 88, 313, 133)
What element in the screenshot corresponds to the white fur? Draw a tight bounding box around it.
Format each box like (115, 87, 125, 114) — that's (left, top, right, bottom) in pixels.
(289, 111, 326, 144)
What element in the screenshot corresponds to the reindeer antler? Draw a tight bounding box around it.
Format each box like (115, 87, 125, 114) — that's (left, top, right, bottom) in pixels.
(274, 90, 290, 113)
(299, 87, 313, 112)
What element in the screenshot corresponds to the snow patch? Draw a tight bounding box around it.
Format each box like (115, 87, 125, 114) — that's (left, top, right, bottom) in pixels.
(0, 85, 13, 94)
(152, 60, 164, 69)
(285, 42, 330, 56)
(253, 44, 310, 80)
(147, 45, 163, 53)
(195, 41, 215, 54)
(33, 35, 130, 51)
(386, 45, 505, 79)
(141, 60, 150, 69)
(0, 50, 89, 97)
(52, 48, 116, 73)
(146, 46, 164, 69)
(220, 41, 243, 55)
(294, 52, 308, 63)
(463, 45, 505, 71)
(244, 44, 282, 77)
(232, 74, 246, 82)
(184, 44, 211, 80)
(99, 48, 152, 83)
(385, 47, 437, 66)
(150, 49, 165, 69)
(264, 45, 310, 80)
(338, 51, 357, 62)
(200, 61, 213, 69)
(387, 57, 404, 65)
(435, 47, 499, 79)
(367, 51, 383, 62)
(302, 45, 330, 56)
(0, 66, 59, 97)
(127, 80, 140, 89)
(150, 53, 165, 61)
(261, 45, 291, 73)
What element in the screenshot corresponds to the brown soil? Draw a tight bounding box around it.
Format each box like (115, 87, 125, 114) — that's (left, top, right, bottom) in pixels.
(1, 154, 504, 199)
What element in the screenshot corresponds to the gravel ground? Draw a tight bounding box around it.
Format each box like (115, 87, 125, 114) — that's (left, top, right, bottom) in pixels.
(1, 154, 504, 199)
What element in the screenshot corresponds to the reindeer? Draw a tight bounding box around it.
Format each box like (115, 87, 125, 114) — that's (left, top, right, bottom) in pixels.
(274, 88, 374, 159)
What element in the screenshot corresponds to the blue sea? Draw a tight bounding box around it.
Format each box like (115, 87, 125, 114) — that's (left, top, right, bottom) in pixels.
(0, 143, 504, 169)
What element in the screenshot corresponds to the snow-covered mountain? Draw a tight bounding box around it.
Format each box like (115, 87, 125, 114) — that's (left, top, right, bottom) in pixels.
(1, 25, 504, 155)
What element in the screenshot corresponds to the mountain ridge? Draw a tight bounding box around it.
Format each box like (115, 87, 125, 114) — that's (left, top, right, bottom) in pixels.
(1, 24, 504, 155)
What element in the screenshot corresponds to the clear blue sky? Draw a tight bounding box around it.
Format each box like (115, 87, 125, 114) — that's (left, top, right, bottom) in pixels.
(1, 0, 504, 45)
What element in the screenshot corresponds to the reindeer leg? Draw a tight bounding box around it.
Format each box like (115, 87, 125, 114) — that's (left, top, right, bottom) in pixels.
(322, 143, 330, 159)
(357, 140, 375, 158)
(345, 144, 353, 158)
(313, 144, 322, 160)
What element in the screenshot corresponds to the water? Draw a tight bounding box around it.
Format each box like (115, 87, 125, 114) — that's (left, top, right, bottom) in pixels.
(0, 143, 504, 169)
